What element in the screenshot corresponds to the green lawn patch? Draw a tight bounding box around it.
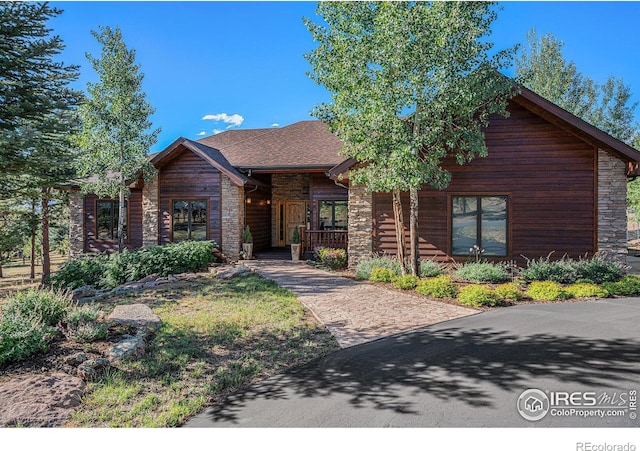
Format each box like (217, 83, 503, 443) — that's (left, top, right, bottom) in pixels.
(69, 273, 338, 427)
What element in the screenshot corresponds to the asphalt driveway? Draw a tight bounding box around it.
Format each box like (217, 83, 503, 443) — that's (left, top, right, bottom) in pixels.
(185, 298, 640, 427)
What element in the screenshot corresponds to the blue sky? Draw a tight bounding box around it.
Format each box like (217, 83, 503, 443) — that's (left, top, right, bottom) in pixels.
(48, 1, 640, 152)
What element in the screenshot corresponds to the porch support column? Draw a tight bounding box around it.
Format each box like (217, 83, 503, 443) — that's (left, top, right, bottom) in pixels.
(597, 148, 628, 260)
(69, 189, 85, 257)
(347, 183, 373, 268)
(142, 174, 159, 247)
(221, 174, 243, 260)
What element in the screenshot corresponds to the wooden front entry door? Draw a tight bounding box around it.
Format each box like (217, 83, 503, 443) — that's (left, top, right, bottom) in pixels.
(278, 201, 307, 245)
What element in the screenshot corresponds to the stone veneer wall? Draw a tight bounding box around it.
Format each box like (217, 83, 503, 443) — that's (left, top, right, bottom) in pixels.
(221, 174, 244, 260)
(347, 184, 373, 268)
(270, 174, 309, 246)
(597, 149, 628, 259)
(69, 190, 85, 257)
(141, 174, 159, 247)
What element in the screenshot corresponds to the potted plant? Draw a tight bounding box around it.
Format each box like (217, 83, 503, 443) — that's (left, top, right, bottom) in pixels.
(290, 225, 301, 261)
(242, 225, 253, 259)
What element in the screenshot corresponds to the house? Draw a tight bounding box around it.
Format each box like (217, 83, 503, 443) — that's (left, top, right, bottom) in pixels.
(68, 86, 640, 266)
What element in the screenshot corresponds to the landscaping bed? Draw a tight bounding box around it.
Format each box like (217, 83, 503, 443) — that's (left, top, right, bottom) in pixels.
(0, 255, 339, 427)
(352, 253, 637, 310)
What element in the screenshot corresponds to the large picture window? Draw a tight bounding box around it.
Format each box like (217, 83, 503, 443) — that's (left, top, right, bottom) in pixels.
(318, 200, 348, 230)
(96, 200, 127, 241)
(452, 196, 508, 257)
(172, 200, 207, 242)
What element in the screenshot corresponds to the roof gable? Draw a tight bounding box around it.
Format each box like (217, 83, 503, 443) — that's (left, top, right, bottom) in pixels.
(514, 86, 640, 166)
(150, 137, 263, 186)
(327, 88, 640, 180)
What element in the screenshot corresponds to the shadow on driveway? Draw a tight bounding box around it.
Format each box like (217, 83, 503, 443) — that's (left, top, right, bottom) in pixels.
(186, 299, 640, 427)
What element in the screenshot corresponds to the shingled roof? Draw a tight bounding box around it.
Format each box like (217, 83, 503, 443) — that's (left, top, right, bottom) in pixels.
(197, 120, 345, 171)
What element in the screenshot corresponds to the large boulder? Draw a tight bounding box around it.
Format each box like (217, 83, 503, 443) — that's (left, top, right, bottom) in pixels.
(216, 265, 252, 280)
(107, 304, 162, 332)
(72, 285, 96, 300)
(108, 334, 146, 362)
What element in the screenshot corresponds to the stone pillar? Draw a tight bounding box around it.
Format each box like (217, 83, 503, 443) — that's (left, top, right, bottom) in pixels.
(142, 174, 159, 247)
(221, 174, 244, 260)
(69, 189, 84, 257)
(347, 184, 373, 268)
(597, 149, 628, 260)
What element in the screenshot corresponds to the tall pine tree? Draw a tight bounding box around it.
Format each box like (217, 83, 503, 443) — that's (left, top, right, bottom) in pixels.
(0, 2, 81, 282)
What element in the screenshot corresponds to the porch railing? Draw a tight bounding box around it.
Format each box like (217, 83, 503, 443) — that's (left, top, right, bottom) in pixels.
(301, 228, 348, 254)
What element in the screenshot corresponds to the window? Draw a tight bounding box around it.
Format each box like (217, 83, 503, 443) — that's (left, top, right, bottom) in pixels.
(318, 200, 348, 230)
(172, 200, 207, 242)
(451, 196, 508, 257)
(96, 200, 127, 241)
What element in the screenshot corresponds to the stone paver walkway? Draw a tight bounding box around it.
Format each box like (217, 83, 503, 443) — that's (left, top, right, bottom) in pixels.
(241, 261, 477, 348)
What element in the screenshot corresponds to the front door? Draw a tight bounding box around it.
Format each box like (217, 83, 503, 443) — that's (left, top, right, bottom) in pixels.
(277, 201, 307, 246)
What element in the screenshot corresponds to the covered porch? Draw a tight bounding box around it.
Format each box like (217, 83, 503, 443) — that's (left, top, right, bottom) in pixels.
(243, 172, 349, 258)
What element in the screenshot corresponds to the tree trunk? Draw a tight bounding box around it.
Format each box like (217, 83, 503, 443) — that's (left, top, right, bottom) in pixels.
(0, 260, 3, 278)
(41, 188, 51, 284)
(30, 200, 36, 280)
(118, 178, 125, 253)
(409, 187, 419, 277)
(392, 188, 407, 275)
(409, 105, 422, 277)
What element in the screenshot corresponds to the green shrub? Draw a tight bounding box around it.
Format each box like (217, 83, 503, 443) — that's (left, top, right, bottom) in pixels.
(602, 275, 640, 296)
(525, 281, 567, 301)
(315, 248, 347, 270)
(369, 267, 396, 283)
(574, 256, 626, 284)
(494, 283, 523, 301)
(416, 275, 458, 298)
(0, 289, 68, 365)
(521, 254, 626, 285)
(51, 240, 218, 290)
(0, 311, 55, 365)
(457, 285, 502, 307)
(2, 289, 70, 326)
(64, 304, 108, 343)
(66, 304, 101, 328)
(49, 253, 110, 290)
(391, 275, 419, 290)
(521, 256, 579, 284)
(564, 283, 609, 299)
(355, 256, 401, 280)
(419, 260, 444, 278)
(454, 261, 510, 283)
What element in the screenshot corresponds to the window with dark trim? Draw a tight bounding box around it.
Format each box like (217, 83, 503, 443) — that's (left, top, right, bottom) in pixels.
(172, 200, 207, 242)
(451, 196, 508, 257)
(318, 200, 348, 230)
(96, 200, 127, 241)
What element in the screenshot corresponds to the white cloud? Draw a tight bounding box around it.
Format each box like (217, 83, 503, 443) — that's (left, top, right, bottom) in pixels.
(197, 131, 206, 136)
(213, 129, 224, 135)
(271, 123, 280, 127)
(201, 112, 244, 129)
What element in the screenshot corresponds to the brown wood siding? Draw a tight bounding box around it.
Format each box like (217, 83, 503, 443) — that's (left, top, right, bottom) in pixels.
(158, 149, 221, 245)
(244, 185, 271, 252)
(84, 190, 143, 253)
(373, 102, 596, 264)
(310, 174, 349, 230)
